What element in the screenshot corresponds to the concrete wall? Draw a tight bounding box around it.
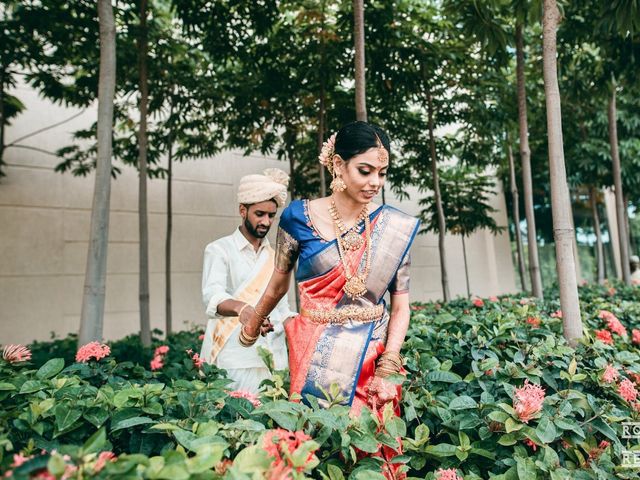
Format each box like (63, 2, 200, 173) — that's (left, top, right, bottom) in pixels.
(0, 84, 516, 345)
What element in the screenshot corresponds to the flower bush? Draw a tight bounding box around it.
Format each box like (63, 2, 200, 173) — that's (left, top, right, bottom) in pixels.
(1, 282, 640, 478)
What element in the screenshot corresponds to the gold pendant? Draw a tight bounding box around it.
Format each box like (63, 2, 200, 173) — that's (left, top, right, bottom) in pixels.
(341, 230, 364, 251)
(343, 275, 367, 299)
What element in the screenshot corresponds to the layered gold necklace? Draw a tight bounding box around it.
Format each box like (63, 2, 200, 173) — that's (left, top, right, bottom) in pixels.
(329, 198, 371, 299)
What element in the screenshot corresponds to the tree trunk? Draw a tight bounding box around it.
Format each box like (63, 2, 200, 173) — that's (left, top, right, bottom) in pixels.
(608, 84, 631, 284)
(353, 0, 367, 122)
(590, 186, 605, 283)
(427, 88, 450, 301)
(461, 235, 470, 298)
(569, 193, 582, 283)
(78, 0, 116, 345)
(0, 65, 5, 176)
(516, 21, 544, 298)
(165, 120, 173, 335)
(138, 0, 151, 346)
(318, 17, 327, 198)
(508, 141, 527, 291)
(625, 193, 636, 255)
(542, 0, 582, 346)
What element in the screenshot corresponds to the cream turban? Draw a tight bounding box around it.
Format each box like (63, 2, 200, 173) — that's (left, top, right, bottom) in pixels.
(237, 168, 289, 207)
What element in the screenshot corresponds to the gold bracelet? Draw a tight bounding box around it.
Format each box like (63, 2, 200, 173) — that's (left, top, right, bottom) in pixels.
(238, 325, 260, 347)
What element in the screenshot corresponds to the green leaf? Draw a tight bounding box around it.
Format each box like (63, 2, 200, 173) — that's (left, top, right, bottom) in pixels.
(47, 454, 67, 477)
(425, 371, 463, 383)
(449, 395, 478, 410)
(535, 417, 557, 443)
(425, 443, 457, 457)
(505, 418, 523, 433)
(186, 444, 225, 474)
(54, 404, 82, 431)
(498, 433, 520, 446)
(0, 382, 16, 391)
(36, 358, 65, 379)
(19, 380, 45, 394)
(385, 417, 406, 438)
(82, 427, 106, 454)
(516, 456, 537, 479)
(111, 416, 155, 432)
(84, 408, 109, 428)
(350, 430, 379, 453)
(327, 464, 345, 480)
(488, 411, 510, 423)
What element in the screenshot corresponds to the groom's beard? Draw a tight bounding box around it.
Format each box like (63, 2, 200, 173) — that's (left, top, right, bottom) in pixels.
(244, 217, 270, 239)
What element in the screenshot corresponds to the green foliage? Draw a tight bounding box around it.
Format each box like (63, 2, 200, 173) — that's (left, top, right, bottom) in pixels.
(4, 285, 640, 477)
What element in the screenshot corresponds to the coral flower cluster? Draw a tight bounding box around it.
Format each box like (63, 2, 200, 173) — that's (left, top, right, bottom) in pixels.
(2, 344, 32, 363)
(75, 342, 111, 363)
(513, 380, 546, 423)
(262, 428, 317, 478)
(229, 389, 261, 408)
(150, 345, 170, 371)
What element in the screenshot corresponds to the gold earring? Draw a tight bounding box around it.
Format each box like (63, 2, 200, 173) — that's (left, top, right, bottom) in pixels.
(331, 174, 346, 193)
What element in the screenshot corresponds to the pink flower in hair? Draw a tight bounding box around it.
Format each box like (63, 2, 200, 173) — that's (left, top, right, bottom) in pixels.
(318, 133, 337, 167)
(2, 344, 32, 363)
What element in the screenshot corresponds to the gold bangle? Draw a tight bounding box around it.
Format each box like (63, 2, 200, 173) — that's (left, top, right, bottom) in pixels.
(238, 325, 260, 347)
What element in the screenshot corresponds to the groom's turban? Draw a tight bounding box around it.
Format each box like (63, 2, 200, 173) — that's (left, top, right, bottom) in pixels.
(237, 168, 289, 207)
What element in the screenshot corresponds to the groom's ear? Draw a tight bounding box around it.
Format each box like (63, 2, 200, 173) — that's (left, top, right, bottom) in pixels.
(239, 204, 248, 219)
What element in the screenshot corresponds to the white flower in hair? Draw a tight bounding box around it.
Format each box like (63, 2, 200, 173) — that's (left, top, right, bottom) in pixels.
(263, 168, 289, 186)
(318, 133, 337, 167)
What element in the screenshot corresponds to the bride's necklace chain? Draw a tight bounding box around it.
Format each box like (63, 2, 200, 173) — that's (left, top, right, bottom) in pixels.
(329, 198, 372, 299)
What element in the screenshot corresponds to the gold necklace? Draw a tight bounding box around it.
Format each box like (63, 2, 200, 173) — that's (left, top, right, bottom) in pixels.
(329, 199, 368, 251)
(330, 201, 372, 299)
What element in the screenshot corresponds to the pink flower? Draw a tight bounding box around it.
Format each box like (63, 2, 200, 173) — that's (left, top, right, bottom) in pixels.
(11, 453, 33, 467)
(599, 440, 610, 449)
(550, 310, 563, 318)
(633, 329, 640, 345)
(472, 298, 484, 307)
(263, 429, 314, 470)
(154, 345, 169, 356)
(435, 468, 463, 480)
(595, 329, 614, 345)
(608, 287, 616, 296)
(599, 310, 627, 336)
(513, 380, 546, 423)
(150, 355, 164, 371)
(519, 298, 530, 305)
(191, 352, 204, 369)
(198, 334, 205, 341)
(602, 365, 619, 383)
(318, 133, 337, 166)
(523, 438, 537, 451)
(2, 344, 32, 363)
(526, 316, 541, 328)
(94, 451, 116, 472)
(229, 390, 262, 407)
(489, 296, 499, 302)
(75, 342, 111, 363)
(619, 379, 638, 403)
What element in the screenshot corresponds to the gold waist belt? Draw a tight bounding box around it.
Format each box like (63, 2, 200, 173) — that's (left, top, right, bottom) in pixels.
(301, 304, 384, 324)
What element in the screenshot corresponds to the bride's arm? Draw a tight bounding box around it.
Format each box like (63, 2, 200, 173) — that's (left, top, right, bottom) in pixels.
(238, 270, 293, 339)
(384, 292, 411, 353)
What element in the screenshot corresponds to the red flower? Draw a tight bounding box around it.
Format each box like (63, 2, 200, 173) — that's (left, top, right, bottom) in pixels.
(602, 364, 619, 383)
(76, 342, 111, 363)
(191, 352, 204, 369)
(94, 452, 116, 473)
(550, 310, 562, 318)
(229, 390, 261, 407)
(472, 298, 484, 307)
(523, 438, 537, 451)
(2, 344, 32, 363)
(526, 316, 541, 328)
(198, 334, 205, 341)
(513, 380, 545, 423)
(154, 345, 169, 356)
(633, 329, 640, 345)
(262, 429, 315, 473)
(619, 379, 638, 403)
(595, 329, 614, 345)
(150, 355, 164, 371)
(599, 310, 627, 336)
(436, 468, 463, 480)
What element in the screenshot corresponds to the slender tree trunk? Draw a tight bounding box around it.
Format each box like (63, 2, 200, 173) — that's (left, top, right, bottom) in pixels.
(542, 0, 582, 346)
(508, 141, 527, 291)
(461, 235, 470, 298)
(165, 119, 173, 335)
(0, 65, 5, 176)
(624, 193, 636, 255)
(318, 11, 327, 198)
(137, 0, 151, 346)
(516, 21, 544, 298)
(608, 84, 631, 284)
(590, 186, 605, 283)
(353, 0, 367, 122)
(78, 0, 116, 345)
(569, 193, 582, 283)
(426, 88, 450, 301)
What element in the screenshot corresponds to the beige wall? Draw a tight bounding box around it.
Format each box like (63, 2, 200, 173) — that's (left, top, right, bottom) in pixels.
(0, 85, 516, 345)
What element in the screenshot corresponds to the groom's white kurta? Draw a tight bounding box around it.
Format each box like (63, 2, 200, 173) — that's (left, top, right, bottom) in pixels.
(200, 228, 294, 393)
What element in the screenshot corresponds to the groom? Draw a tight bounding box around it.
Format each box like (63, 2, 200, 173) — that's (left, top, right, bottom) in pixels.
(200, 168, 296, 393)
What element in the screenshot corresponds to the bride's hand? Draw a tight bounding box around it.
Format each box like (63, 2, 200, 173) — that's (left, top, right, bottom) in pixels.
(367, 376, 398, 407)
(238, 305, 262, 336)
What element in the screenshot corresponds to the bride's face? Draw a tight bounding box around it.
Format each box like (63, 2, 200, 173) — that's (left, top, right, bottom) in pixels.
(335, 147, 388, 204)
